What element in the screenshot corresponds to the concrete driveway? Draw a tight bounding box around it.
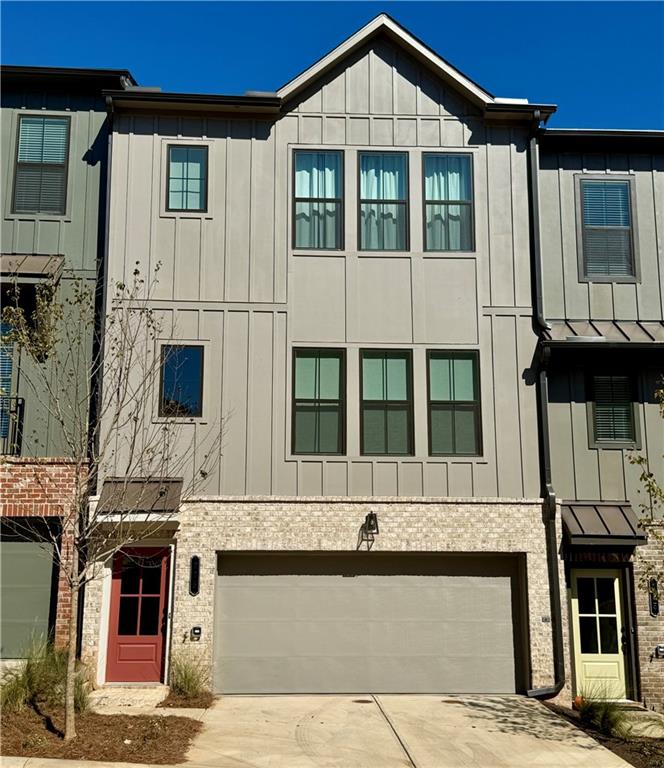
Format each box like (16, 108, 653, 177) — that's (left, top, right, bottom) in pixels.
(185, 694, 630, 768)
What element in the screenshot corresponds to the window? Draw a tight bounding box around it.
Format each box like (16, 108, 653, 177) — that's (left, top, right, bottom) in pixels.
(292, 349, 345, 454)
(167, 146, 208, 212)
(159, 345, 204, 417)
(359, 153, 408, 250)
(360, 350, 413, 455)
(591, 375, 636, 445)
(13, 116, 70, 215)
(424, 154, 473, 251)
(579, 179, 635, 278)
(293, 151, 343, 249)
(428, 351, 481, 455)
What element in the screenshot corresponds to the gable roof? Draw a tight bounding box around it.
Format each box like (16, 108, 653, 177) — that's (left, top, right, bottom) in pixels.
(277, 13, 556, 121)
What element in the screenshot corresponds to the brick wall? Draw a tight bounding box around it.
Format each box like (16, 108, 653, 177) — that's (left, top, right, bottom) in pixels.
(634, 523, 664, 712)
(82, 496, 567, 693)
(1, 457, 84, 649)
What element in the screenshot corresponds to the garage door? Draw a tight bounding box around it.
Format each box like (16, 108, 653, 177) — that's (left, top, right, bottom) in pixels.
(0, 540, 55, 658)
(214, 553, 521, 694)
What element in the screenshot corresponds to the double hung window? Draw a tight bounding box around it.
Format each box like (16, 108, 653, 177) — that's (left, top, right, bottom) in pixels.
(359, 153, 408, 250)
(294, 151, 343, 249)
(424, 154, 473, 251)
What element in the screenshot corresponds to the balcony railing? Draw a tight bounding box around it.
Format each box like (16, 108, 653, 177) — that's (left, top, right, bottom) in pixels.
(0, 397, 25, 456)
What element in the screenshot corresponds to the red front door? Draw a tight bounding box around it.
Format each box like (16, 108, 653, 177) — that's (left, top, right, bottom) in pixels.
(106, 547, 170, 683)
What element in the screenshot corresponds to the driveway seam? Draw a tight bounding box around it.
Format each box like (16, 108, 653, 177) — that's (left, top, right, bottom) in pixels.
(372, 695, 418, 768)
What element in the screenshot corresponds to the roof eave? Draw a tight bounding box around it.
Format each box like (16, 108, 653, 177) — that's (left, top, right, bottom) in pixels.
(104, 90, 281, 114)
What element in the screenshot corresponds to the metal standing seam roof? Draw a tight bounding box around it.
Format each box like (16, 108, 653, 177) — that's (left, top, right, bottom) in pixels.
(96, 478, 183, 514)
(1, 254, 65, 279)
(543, 319, 664, 344)
(562, 502, 647, 546)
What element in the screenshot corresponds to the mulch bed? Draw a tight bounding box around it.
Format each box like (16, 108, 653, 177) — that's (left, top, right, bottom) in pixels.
(1, 704, 202, 764)
(545, 702, 664, 768)
(157, 690, 216, 709)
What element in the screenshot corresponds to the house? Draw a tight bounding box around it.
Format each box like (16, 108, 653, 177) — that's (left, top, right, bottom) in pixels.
(82, 15, 563, 697)
(0, 66, 135, 661)
(536, 128, 664, 708)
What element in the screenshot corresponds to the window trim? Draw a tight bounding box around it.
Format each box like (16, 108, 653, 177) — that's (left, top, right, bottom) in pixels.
(11, 114, 71, 217)
(426, 350, 482, 457)
(357, 151, 410, 252)
(165, 144, 209, 214)
(575, 174, 640, 284)
(158, 343, 205, 419)
(292, 150, 344, 251)
(291, 347, 346, 456)
(422, 153, 475, 253)
(586, 372, 641, 450)
(359, 349, 414, 456)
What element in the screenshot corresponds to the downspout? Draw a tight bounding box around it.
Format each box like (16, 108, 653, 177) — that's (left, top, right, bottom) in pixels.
(525, 115, 566, 699)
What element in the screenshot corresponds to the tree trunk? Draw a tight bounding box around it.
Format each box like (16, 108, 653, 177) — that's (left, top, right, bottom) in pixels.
(63, 555, 79, 741)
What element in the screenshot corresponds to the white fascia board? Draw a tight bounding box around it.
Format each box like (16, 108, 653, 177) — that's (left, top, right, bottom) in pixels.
(277, 14, 495, 107)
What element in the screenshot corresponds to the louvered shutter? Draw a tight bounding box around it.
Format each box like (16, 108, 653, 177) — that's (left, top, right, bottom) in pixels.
(0, 325, 14, 440)
(593, 375, 635, 442)
(13, 116, 69, 214)
(582, 181, 634, 277)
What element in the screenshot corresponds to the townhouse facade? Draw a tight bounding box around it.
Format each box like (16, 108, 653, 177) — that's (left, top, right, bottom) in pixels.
(0, 66, 135, 659)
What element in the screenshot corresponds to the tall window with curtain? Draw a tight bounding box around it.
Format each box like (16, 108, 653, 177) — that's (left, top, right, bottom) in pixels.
(167, 146, 208, 212)
(580, 179, 635, 278)
(424, 154, 473, 251)
(359, 153, 408, 250)
(428, 351, 481, 455)
(294, 151, 343, 249)
(360, 350, 413, 455)
(292, 349, 345, 454)
(13, 115, 70, 215)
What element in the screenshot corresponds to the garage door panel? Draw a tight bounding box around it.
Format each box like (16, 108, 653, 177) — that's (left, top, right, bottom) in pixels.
(214, 554, 519, 694)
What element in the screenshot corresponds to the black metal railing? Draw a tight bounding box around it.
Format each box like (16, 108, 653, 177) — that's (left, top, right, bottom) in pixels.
(0, 396, 25, 455)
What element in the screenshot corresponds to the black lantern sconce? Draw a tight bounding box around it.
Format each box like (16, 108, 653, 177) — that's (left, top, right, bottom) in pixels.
(364, 512, 379, 535)
(189, 555, 200, 596)
(649, 578, 660, 617)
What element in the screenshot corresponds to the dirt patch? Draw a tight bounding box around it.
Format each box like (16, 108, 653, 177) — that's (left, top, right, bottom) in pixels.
(1, 704, 202, 764)
(544, 703, 664, 768)
(157, 690, 215, 709)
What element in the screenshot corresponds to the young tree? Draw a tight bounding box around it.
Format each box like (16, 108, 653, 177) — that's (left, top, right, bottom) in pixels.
(1, 265, 223, 740)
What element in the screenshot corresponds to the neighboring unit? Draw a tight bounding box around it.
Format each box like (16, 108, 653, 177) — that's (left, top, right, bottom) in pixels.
(0, 66, 134, 660)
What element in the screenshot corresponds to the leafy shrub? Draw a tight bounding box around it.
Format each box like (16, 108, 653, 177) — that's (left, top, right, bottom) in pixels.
(168, 654, 209, 699)
(578, 688, 631, 739)
(0, 640, 88, 713)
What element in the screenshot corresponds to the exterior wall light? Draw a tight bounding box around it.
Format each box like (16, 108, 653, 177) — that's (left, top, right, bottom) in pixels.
(364, 512, 379, 535)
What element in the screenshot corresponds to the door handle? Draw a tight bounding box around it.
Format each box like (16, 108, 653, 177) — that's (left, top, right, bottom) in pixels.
(620, 626, 628, 653)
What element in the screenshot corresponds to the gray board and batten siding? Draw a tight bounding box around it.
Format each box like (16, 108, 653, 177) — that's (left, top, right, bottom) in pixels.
(1, 78, 112, 457)
(106, 37, 541, 499)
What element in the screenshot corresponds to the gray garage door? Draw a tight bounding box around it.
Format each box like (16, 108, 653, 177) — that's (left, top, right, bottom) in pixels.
(214, 553, 521, 694)
(0, 540, 55, 658)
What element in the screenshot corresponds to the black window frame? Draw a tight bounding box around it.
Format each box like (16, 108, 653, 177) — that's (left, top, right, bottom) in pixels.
(357, 151, 409, 252)
(292, 150, 344, 251)
(576, 175, 639, 283)
(422, 152, 475, 252)
(587, 372, 640, 450)
(291, 348, 346, 456)
(158, 344, 205, 418)
(427, 350, 482, 457)
(165, 144, 209, 214)
(360, 349, 414, 456)
(12, 114, 71, 216)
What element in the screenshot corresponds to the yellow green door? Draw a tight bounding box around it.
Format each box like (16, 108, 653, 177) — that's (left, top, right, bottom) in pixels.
(571, 569, 627, 700)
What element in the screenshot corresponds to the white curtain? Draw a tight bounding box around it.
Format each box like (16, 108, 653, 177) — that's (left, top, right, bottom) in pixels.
(425, 155, 471, 250)
(360, 154, 406, 250)
(295, 152, 340, 249)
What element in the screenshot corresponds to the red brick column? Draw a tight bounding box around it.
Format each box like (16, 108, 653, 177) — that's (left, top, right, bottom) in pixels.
(1, 457, 86, 650)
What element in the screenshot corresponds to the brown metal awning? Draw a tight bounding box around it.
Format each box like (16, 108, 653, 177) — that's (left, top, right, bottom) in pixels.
(543, 320, 664, 345)
(97, 478, 183, 515)
(562, 502, 647, 546)
(1, 253, 65, 279)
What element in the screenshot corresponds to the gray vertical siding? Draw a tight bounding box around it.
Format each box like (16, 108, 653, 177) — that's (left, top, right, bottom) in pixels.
(105, 38, 541, 498)
(1, 89, 108, 457)
(539, 150, 664, 322)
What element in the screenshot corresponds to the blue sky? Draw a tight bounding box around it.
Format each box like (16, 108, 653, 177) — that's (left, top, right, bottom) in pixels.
(2, 2, 663, 128)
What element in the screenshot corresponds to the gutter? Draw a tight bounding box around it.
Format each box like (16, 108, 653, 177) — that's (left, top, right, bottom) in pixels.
(525, 117, 566, 700)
